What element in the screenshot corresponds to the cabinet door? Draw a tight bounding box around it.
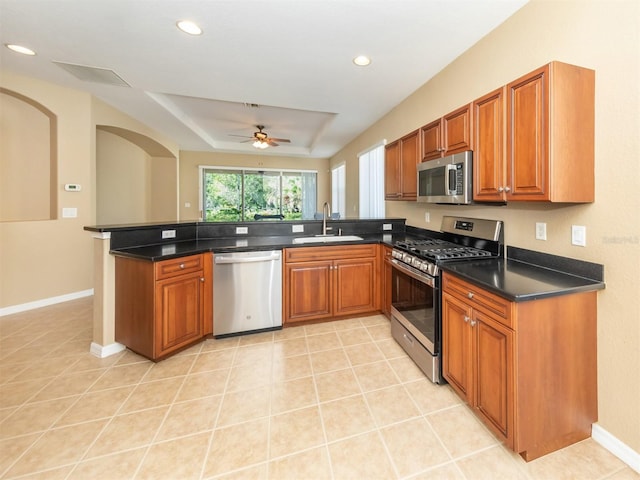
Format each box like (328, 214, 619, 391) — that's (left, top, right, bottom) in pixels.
(421, 119, 442, 161)
(443, 104, 472, 155)
(473, 88, 506, 202)
(399, 130, 419, 199)
(284, 261, 332, 323)
(507, 64, 549, 200)
(334, 257, 377, 316)
(473, 310, 514, 445)
(384, 141, 401, 199)
(155, 271, 204, 357)
(442, 293, 473, 401)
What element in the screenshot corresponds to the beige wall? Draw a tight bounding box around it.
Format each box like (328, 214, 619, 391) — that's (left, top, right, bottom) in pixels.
(332, 0, 640, 454)
(96, 130, 178, 224)
(178, 151, 330, 221)
(0, 73, 179, 309)
(0, 73, 93, 307)
(96, 129, 149, 224)
(0, 91, 52, 222)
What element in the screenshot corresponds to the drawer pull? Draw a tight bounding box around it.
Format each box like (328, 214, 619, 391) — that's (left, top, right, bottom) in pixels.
(200, 277, 205, 282)
(467, 292, 474, 299)
(180, 263, 185, 269)
(463, 315, 470, 323)
(470, 319, 477, 327)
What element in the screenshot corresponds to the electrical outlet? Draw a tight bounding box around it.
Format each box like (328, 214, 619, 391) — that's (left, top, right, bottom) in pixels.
(572, 225, 586, 246)
(162, 229, 176, 239)
(382, 223, 392, 231)
(236, 226, 248, 235)
(292, 225, 304, 233)
(425, 212, 430, 223)
(535, 222, 547, 240)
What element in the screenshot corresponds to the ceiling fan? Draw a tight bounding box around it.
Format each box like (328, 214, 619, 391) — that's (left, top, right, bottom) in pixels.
(230, 125, 291, 149)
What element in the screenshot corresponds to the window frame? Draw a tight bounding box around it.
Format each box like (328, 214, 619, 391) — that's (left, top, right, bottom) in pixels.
(198, 165, 318, 222)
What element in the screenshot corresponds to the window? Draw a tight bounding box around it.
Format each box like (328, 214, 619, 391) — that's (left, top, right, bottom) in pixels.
(359, 142, 385, 218)
(201, 167, 317, 221)
(331, 163, 346, 218)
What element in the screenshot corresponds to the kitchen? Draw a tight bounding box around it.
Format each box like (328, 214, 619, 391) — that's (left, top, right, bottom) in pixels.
(1, 0, 639, 479)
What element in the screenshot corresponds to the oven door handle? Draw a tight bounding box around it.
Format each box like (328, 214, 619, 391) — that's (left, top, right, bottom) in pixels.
(391, 259, 435, 287)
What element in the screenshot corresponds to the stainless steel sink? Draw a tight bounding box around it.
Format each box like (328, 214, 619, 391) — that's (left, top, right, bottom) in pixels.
(292, 235, 363, 244)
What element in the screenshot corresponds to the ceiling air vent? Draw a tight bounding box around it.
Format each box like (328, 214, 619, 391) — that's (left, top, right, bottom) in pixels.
(53, 61, 130, 87)
(243, 103, 260, 108)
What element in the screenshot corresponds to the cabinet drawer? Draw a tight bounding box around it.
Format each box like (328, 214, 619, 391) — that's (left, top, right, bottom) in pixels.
(443, 272, 513, 328)
(285, 244, 377, 263)
(155, 254, 204, 280)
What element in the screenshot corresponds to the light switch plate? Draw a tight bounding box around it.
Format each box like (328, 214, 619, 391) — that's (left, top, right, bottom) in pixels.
(572, 225, 586, 246)
(162, 229, 176, 239)
(535, 222, 547, 240)
(382, 223, 392, 231)
(62, 207, 77, 218)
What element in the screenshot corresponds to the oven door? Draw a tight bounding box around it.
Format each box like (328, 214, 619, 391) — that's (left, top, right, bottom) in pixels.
(390, 259, 439, 355)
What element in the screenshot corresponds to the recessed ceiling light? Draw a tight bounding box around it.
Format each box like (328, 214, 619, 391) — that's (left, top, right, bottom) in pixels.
(5, 44, 36, 56)
(176, 20, 202, 35)
(353, 55, 371, 67)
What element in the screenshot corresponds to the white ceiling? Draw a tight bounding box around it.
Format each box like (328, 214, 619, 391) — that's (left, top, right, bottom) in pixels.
(0, 0, 528, 158)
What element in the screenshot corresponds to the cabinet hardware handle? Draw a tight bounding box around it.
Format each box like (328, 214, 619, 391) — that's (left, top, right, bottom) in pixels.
(179, 263, 185, 269)
(200, 277, 205, 282)
(470, 320, 477, 327)
(498, 187, 504, 192)
(463, 315, 470, 323)
(467, 292, 474, 299)
(504, 186, 511, 192)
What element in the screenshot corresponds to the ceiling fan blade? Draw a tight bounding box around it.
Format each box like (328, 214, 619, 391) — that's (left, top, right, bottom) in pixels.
(269, 138, 291, 143)
(228, 134, 253, 139)
(266, 140, 279, 147)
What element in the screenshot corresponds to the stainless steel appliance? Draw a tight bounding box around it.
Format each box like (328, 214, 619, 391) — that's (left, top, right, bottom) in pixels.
(417, 150, 473, 204)
(390, 216, 503, 383)
(213, 250, 282, 336)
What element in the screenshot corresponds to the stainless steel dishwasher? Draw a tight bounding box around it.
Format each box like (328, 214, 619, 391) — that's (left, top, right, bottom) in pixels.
(213, 250, 282, 337)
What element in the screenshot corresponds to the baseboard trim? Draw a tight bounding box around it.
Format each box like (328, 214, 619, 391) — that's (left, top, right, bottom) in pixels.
(0, 289, 94, 317)
(592, 423, 640, 473)
(90, 341, 126, 358)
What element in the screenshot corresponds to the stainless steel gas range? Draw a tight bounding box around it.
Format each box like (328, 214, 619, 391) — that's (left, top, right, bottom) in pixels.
(389, 216, 503, 384)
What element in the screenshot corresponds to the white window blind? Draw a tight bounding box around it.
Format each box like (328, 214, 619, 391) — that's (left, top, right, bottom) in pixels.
(331, 163, 346, 218)
(359, 143, 385, 218)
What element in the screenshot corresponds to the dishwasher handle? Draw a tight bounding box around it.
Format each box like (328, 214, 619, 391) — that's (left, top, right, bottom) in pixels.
(214, 252, 281, 264)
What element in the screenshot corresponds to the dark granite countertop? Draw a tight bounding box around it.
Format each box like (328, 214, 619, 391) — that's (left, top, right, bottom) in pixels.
(441, 247, 605, 302)
(109, 233, 410, 261)
(99, 220, 604, 302)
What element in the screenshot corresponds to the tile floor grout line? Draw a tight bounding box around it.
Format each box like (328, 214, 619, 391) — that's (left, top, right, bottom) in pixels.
(197, 338, 239, 480)
(129, 352, 199, 480)
(305, 332, 336, 480)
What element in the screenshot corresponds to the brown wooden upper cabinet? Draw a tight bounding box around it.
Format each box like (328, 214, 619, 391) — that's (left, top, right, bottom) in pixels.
(384, 129, 419, 200)
(473, 61, 595, 203)
(421, 104, 473, 161)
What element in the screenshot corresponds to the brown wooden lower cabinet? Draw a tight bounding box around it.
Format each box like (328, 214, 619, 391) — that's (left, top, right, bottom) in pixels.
(442, 271, 597, 461)
(283, 244, 380, 324)
(115, 253, 213, 360)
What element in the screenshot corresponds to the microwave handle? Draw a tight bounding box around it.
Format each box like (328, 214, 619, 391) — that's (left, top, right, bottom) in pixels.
(446, 164, 457, 195)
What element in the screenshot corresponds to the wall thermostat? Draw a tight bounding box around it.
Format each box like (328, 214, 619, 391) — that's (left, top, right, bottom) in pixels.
(64, 184, 81, 192)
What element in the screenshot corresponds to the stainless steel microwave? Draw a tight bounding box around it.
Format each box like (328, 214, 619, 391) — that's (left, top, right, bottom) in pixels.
(417, 150, 473, 204)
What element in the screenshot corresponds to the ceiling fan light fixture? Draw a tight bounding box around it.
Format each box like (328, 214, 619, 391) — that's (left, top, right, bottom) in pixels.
(253, 140, 269, 149)
(353, 55, 371, 66)
(5, 44, 36, 56)
(176, 20, 202, 35)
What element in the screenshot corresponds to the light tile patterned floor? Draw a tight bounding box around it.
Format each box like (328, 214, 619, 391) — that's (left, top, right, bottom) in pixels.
(0, 297, 637, 479)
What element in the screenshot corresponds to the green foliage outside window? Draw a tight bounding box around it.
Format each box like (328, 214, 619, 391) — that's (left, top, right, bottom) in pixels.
(203, 169, 314, 222)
